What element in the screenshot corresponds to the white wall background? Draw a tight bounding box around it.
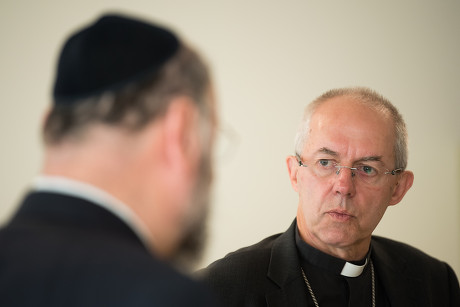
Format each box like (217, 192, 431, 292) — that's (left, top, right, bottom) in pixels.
(1, 1, 459, 277)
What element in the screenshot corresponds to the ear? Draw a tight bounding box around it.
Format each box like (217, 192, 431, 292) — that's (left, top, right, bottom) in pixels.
(388, 170, 414, 206)
(162, 96, 201, 177)
(286, 155, 300, 192)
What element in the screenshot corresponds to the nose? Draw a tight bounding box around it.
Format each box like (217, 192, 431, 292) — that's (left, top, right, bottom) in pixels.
(334, 167, 356, 197)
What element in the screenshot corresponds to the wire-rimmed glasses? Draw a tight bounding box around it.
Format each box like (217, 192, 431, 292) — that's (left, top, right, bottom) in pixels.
(295, 154, 402, 185)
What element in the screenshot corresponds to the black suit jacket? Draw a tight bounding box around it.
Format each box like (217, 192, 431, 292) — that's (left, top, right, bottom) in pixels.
(199, 220, 460, 306)
(0, 192, 216, 306)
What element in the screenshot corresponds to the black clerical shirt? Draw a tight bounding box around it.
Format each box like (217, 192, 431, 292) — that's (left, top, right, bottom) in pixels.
(295, 228, 391, 306)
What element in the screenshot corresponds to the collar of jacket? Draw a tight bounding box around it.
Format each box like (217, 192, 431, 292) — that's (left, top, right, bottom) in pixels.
(265, 219, 424, 307)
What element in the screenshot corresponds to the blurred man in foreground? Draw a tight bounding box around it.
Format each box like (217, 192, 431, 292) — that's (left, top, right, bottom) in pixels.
(0, 13, 217, 306)
(200, 87, 460, 306)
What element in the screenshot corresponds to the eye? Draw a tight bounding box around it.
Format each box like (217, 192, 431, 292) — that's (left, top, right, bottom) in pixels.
(318, 159, 334, 168)
(357, 165, 378, 177)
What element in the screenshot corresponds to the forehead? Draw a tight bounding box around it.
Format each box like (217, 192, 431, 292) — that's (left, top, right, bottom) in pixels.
(305, 96, 395, 162)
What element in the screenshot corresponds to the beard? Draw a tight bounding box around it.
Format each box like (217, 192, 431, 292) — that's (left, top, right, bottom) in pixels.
(170, 148, 213, 271)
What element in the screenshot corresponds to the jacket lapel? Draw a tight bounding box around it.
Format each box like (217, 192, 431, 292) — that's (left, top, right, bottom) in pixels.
(265, 221, 310, 307)
(264, 222, 429, 307)
(372, 238, 426, 306)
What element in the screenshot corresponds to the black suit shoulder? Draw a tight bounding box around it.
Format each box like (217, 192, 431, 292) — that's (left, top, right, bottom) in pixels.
(372, 235, 460, 305)
(372, 235, 455, 273)
(206, 232, 280, 270)
(198, 233, 282, 306)
(0, 192, 216, 307)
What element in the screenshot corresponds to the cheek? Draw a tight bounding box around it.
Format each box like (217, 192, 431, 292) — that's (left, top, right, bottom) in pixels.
(357, 188, 392, 225)
(363, 185, 394, 207)
(297, 174, 329, 212)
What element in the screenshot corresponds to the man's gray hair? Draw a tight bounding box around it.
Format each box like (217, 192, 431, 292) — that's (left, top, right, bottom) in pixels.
(294, 87, 408, 170)
(44, 44, 211, 144)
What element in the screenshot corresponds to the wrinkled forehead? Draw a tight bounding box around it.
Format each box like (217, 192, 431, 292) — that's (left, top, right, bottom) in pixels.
(310, 96, 396, 131)
(306, 96, 397, 159)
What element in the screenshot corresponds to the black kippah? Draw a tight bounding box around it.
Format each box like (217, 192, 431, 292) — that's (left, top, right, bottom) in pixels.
(53, 14, 180, 104)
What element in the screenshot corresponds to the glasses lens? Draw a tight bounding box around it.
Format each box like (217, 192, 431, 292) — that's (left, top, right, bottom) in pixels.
(311, 162, 385, 185)
(311, 160, 337, 177)
(354, 165, 382, 185)
(298, 157, 394, 186)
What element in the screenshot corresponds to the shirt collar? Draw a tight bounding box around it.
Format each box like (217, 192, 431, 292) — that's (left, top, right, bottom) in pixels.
(32, 175, 154, 253)
(295, 225, 370, 278)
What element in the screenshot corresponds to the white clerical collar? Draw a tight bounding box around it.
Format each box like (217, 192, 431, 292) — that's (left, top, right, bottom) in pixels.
(32, 175, 154, 253)
(295, 225, 370, 278)
(341, 258, 368, 277)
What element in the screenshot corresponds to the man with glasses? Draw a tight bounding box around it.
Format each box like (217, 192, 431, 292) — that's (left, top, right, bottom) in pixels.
(0, 14, 217, 306)
(200, 87, 460, 306)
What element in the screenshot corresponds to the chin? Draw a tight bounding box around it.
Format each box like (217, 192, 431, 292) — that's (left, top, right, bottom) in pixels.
(319, 227, 358, 246)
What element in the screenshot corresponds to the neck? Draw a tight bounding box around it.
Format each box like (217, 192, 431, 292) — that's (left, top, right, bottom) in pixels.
(296, 212, 370, 262)
(42, 142, 185, 261)
(43, 135, 159, 243)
